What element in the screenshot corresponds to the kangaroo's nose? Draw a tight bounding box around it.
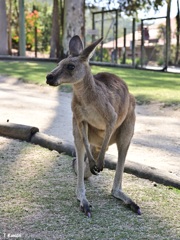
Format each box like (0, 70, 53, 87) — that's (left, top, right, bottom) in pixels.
(46, 73, 54, 84)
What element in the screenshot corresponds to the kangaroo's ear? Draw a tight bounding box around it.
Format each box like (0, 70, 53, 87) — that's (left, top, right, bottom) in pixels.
(69, 35, 84, 56)
(80, 37, 103, 61)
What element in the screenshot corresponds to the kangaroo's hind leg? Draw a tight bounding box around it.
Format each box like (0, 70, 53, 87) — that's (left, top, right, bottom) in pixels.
(111, 102, 141, 215)
(73, 117, 92, 217)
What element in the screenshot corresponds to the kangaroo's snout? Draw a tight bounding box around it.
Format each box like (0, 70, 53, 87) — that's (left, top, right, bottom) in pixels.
(46, 73, 54, 85)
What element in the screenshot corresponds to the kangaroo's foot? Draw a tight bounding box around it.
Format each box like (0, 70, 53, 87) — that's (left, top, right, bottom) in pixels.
(126, 200, 141, 215)
(77, 192, 92, 217)
(112, 189, 141, 215)
(79, 199, 92, 217)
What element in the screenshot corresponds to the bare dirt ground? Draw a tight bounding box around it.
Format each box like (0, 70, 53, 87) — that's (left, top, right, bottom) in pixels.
(0, 76, 180, 180)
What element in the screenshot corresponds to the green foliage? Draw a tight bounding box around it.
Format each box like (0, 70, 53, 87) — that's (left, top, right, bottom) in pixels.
(25, 2, 52, 52)
(7, 0, 52, 52)
(9, 0, 19, 50)
(119, 57, 140, 65)
(39, 4, 52, 52)
(25, 10, 41, 50)
(86, 0, 164, 15)
(93, 48, 111, 62)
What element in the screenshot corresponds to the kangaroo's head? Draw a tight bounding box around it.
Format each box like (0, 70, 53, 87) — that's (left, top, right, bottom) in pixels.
(46, 35, 102, 86)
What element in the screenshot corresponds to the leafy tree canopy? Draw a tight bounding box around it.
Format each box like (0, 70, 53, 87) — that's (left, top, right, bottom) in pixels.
(86, 0, 165, 15)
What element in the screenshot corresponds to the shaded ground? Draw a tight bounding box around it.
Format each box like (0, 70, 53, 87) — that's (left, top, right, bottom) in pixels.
(0, 76, 179, 180)
(0, 137, 180, 240)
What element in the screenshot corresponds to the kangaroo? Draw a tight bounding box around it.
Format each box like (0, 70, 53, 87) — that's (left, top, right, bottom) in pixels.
(46, 35, 141, 217)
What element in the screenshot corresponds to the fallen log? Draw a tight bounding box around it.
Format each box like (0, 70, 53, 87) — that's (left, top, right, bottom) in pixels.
(31, 132, 76, 157)
(0, 122, 39, 141)
(0, 122, 179, 189)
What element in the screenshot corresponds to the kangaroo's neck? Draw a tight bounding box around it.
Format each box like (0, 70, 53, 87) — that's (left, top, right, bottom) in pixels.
(73, 69, 95, 98)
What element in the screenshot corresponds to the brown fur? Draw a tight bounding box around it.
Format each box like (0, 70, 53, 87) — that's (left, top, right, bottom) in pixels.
(46, 35, 141, 216)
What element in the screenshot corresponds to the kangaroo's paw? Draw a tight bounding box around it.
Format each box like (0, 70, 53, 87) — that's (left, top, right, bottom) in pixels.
(89, 159, 99, 175)
(80, 199, 92, 217)
(90, 164, 99, 175)
(97, 163, 104, 172)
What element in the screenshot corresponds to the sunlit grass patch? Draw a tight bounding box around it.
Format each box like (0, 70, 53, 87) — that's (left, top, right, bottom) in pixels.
(0, 137, 179, 239)
(0, 60, 179, 105)
(0, 61, 56, 84)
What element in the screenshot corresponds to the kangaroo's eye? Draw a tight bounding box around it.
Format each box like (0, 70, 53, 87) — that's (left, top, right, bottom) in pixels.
(67, 64, 75, 70)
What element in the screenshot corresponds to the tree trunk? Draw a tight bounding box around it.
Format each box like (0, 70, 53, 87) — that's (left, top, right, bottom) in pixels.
(7, 0, 12, 55)
(50, 0, 60, 58)
(175, 0, 180, 65)
(59, 0, 64, 59)
(0, 0, 8, 55)
(63, 0, 85, 55)
(165, 0, 171, 69)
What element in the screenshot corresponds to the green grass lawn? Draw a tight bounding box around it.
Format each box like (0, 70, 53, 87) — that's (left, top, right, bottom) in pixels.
(0, 61, 55, 85)
(0, 138, 180, 239)
(0, 60, 180, 105)
(92, 66, 180, 105)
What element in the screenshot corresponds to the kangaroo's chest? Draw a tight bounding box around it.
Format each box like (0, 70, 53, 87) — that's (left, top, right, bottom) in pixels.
(81, 104, 106, 130)
(72, 97, 106, 130)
